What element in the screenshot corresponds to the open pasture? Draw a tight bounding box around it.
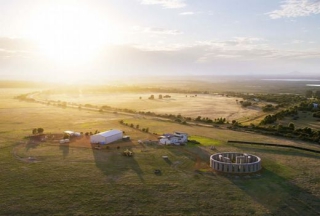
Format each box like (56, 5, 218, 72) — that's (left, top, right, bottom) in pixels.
(278, 111, 320, 131)
(44, 92, 262, 121)
(1, 88, 320, 215)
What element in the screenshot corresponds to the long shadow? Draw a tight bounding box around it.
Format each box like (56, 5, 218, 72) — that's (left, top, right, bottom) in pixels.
(163, 157, 172, 165)
(91, 141, 145, 183)
(59, 143, 69, 159)
(225, 144, 320, 214)
(166, 144, 320, 214)
(234, 144, 320, 159)
(228, 168, 320, 215)
(165, 144, 213, 170)
(25, 140, 40, 152)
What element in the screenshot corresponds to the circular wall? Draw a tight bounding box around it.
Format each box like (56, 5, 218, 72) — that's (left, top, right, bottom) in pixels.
(210, 152, 261, 173)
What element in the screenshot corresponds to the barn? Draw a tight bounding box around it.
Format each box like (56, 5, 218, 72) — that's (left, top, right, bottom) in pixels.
(90, 130, 123, 144)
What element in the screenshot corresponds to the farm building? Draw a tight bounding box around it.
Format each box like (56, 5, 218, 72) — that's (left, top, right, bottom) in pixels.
(159, 132, 188, 145)
(90, 129, 123, 144)
(64, 131, 81, 137)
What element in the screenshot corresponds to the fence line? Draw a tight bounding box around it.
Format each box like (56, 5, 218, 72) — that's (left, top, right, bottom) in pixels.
(227, 140, 320, 154)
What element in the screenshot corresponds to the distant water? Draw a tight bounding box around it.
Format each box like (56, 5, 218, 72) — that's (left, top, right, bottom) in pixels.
(306, 84, 320, 87)
(262, 79, 320, 82)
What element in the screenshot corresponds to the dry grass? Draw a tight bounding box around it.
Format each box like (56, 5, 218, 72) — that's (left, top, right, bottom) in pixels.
(1, 88, 320, 215)
(44, 92, 262, 121)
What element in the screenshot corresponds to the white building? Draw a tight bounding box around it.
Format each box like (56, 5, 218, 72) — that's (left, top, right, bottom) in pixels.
(90, 129, 123, 144)
(159, 132, 188, 145)
(64, 131, 81, 137)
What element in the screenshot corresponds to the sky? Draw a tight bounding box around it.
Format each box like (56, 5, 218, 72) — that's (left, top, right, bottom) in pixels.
(0, 0, 320, 82)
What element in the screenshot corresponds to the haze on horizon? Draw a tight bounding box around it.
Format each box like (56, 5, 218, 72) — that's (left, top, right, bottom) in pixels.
(0, 0, 320, 83)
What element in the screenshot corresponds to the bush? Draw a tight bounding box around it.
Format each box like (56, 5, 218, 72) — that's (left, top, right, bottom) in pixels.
(188, 139, 200, 144)
(240, 101, 252, 107)
(313, 111, 320, 118)
(262, 104, 276, 112)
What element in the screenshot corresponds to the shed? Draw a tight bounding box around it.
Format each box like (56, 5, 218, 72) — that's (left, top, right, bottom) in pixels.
(90, 129, 123, 144)
(64, 131, 75, 136)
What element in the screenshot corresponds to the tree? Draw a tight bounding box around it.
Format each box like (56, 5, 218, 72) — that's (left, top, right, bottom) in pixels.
(288, 122, 295, 130)
(136, 124, 140, 129)
(315, 91, 320, 99)
(262, 104, 275, 112)
(37, 128, 44, 134)
(32, 128, 37, 134)
(149, 95, 154, 100)
(277, 124, 283, 131)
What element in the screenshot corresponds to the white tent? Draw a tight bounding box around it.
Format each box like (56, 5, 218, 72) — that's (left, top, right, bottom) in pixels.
(90, 130, 123, 144)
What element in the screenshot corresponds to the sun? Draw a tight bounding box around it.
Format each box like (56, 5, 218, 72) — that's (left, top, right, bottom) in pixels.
(27, 3, 117, 65)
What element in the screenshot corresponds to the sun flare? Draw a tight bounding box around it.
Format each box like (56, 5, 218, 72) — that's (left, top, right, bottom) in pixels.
(27, 3, 117, 65)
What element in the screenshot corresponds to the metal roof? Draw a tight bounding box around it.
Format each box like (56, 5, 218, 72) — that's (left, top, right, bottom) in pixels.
(96, 129, 122, 137)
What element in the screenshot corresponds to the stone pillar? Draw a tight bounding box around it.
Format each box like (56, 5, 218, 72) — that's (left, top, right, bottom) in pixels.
(234, 165, 239, 173)
(214, 161, 218, 170)
(253, 164, 257, 172)
(224, 163, 228, 172)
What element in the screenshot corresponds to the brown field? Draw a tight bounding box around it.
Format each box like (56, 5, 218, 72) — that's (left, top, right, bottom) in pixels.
(44, 92, 263, 121)
(1, 87, 320, 215)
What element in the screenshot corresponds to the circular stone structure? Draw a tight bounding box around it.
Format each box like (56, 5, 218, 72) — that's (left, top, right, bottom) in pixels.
(210, 152, 261, 173)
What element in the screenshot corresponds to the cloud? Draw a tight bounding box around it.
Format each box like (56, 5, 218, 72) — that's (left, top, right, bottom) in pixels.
(196, 37, 268, 51)
(267, 0, 320, 19)
(145, 27, 183, 35)
(0, 37, 37, 52)
(1, 36, 320, 79)
(140, 0, 186, 8)
(292, 40, 304, 44)
(129, 37, 320, 62)
(132, 26, 183, 35)
(179, 11, 195, 15)
(132, 43, 191, 51)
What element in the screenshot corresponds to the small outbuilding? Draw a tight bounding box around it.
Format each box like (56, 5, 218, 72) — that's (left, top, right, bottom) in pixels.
(64, 131, 81, 137)
(159, 132, 188, 145)
(90, 129, 123, 144)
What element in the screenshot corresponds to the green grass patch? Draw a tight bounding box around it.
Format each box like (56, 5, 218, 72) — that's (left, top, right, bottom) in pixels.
(188, 135, 223, 146)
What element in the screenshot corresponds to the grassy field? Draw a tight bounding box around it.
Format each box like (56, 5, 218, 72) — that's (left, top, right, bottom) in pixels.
(277, 111, 320, 130)
(1, 88, 320, 215)
(42, 92, 263, 121)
